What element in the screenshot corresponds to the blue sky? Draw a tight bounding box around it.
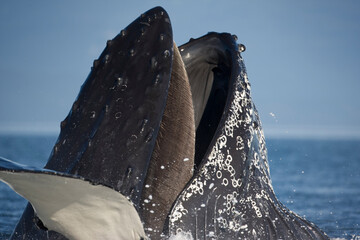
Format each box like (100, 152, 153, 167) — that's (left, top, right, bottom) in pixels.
(0, 1, 359, 138)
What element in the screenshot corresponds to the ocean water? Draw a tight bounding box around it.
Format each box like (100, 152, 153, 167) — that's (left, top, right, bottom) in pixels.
(0, 134, 359, 239)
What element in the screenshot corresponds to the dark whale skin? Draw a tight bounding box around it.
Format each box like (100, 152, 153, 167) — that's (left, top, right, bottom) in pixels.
(10, 6, 173, 240)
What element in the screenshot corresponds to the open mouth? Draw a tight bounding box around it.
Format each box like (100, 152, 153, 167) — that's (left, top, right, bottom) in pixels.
(0, 6, 328, 240)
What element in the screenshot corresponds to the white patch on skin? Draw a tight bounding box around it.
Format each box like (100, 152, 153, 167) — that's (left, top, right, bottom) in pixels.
(0, 171, 145, 240)
(168, 231, 194, 240)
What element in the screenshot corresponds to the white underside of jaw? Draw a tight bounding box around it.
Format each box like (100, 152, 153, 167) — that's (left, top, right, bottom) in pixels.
(0, 171, 146, 240)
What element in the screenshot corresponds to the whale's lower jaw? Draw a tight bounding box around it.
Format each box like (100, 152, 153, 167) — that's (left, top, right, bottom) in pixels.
(162, 32, 329, 239)
(0, 158, 146, 240)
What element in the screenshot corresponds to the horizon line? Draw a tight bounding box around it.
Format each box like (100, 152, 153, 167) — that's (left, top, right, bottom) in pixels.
(0, 123, 360, 140)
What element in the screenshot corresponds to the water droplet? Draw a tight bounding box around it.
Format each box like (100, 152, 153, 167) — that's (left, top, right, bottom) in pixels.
(183, 158, 189, 162)
(116, 98, 123, 103)
(104, 54, 111, 64)
(116, 76, 124, 86)
(120, 78, 128, 91)
(238, 44, 246, 52)
(145, 128, 154, 142)
(163, 50, 170, 58)
(153, 74, 161, 86)
(126, 167, 133, 179)
(90, 111, 96, 119)
(120, 29, 126, 37)
(115, 112, 122, 119)
(151, 57, 158, 69)
(88, 140, 92, 147)
(140, 119, 149, 134)
(105, 105, 109, 113)
(159, 34, 165, 41)
(141, 27, 147, 35)
(129, 49, 135, 57)
(129, 187, 135, 197)
(145, 184, 150, 188)
(160, 165, 165, 170)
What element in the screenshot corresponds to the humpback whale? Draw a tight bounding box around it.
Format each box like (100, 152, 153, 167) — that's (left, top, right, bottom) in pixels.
(0, 6, 329, 240)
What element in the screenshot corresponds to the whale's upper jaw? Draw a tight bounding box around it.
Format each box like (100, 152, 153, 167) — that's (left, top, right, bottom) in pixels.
(45, 6, 173, 206)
